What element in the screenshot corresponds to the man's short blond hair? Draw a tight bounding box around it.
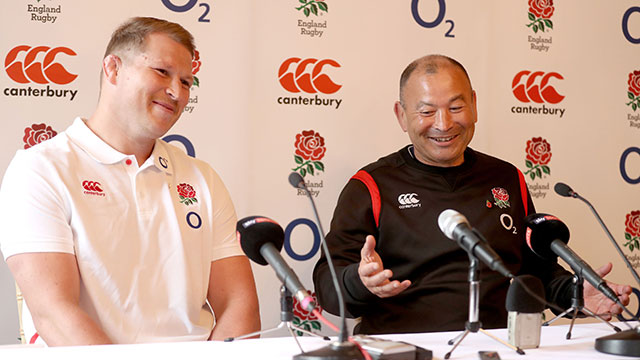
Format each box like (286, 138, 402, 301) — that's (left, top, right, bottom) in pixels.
(104, 16, 195, 59)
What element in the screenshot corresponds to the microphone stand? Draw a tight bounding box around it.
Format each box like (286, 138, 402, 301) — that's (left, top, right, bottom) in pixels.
(555, 182, 640, 356)
(225, 285, 329, 350)
(290, 173, 365, 360)
(542, 273, 621, 339)
(565, 187, 640, 287)
(444, 255, 524, 359)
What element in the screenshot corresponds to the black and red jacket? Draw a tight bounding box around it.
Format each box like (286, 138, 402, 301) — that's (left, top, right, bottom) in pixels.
(313, 145, 572, 334)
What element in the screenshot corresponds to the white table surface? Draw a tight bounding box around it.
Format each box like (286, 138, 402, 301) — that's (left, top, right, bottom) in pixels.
(0, 321, 637, 360)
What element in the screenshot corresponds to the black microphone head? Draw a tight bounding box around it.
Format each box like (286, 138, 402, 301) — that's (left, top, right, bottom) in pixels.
(524, 213, 570, 260)
(506, 275, 546, 313)
(236, 216, 285, 266)
(288, 172, 305, 189)
(554, 182, 574, 197)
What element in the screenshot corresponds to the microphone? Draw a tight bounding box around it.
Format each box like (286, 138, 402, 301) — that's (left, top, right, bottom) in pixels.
(553, 182, 577, 198)
(554, 182, 640, 287)
(523, 213, 620, 304)
(438, 209, 514, 278)
(506, 275, 545, 349)
(237, 216, 315, 311)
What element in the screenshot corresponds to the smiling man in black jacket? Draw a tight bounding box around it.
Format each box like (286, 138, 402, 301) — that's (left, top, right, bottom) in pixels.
(313, 54, 631, 334)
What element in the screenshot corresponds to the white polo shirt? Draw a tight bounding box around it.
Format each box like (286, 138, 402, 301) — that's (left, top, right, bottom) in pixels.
(0, 117, 243, 344)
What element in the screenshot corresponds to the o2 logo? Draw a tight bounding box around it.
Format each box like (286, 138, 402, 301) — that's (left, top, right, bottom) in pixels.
(162, 0, 212, 23)
(622, 7, 640, 44)
(163, 134, 196, 158)
(411, 0, 455, 38)
(620, 147, 640, 184)
(284, 218, 321, 261)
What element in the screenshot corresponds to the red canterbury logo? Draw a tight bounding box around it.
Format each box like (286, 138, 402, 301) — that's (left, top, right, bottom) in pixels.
(5, 45, 78, 85)
(278, 57, 341, 94)
(82, 180, 104, 196)
(512, 71, 564, 104)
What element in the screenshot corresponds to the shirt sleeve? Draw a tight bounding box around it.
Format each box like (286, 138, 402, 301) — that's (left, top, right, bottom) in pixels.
(0, 150, 74, 260)
(207, 168, 242, 262)
(313, 177, 379, 318)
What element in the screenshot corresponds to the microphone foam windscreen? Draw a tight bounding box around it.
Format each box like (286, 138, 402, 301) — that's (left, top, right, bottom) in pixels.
(288, 172, 304, 189)
(237, 216, 285, 266)
(554, 182, 572, 197)
(506, 275, 546, 313)
(524, 213, 570, 260)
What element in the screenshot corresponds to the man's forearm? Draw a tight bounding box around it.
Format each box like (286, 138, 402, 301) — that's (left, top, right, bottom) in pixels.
(32, 302, 112, 346)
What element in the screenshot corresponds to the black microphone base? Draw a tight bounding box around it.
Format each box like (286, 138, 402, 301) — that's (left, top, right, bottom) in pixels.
(595, 327, 640, 357)
(293, 341, 365, 360)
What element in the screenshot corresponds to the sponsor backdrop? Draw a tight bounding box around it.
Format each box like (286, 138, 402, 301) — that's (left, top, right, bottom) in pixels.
(0, 0, 639, 344)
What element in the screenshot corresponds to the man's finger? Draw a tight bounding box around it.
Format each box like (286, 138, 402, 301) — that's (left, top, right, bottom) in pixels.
(362, 269, 393, 288)
(360, 235, 376, 261)
(594, 262, 613, 278)
(374, 280, 411, 298)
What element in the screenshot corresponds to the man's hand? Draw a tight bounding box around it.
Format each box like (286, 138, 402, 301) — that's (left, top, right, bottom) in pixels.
(583, 262, 633, 320)
(358, 235, 411, 298)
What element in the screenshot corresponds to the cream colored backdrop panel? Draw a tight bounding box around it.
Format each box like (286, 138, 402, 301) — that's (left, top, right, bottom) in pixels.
(0, 0, 638, 344)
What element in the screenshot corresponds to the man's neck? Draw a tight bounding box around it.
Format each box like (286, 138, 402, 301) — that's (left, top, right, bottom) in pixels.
(86, 109, 155, 166)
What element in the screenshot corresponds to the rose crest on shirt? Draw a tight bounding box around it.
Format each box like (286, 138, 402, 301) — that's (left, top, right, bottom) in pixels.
(487, 187, 510, 209)
(177, 183, 198, 206)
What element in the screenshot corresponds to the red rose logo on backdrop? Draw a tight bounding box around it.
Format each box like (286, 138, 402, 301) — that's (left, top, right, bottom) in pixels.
(627, 70, 640, 111)
(624, 210, 640, 251)
(23, 123, 57, 149)
(292, 291, 322, 336)
(491, 187, 511, 209)
(527, 0, 554, 33)
(292, 130, 326, 177)
(296, 0, 328, 17)
(177, 183, 198, 206)
(524, 137, 551, 180)
(191, 50, 201, 88)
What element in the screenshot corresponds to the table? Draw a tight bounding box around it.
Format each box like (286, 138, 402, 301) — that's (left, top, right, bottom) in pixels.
(0, 322, 635, 359)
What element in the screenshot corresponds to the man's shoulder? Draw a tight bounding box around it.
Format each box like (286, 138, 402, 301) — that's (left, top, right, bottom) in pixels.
(157, 140, 220, 179)
(471, 148, 519, 172)
(359, 147, 408, 176)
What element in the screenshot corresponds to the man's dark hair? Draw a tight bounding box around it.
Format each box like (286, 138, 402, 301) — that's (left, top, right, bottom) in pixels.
(399, 54, 472, 103)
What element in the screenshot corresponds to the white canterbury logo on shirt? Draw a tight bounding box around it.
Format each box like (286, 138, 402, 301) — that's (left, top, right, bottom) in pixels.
(398, 193, 421, 209)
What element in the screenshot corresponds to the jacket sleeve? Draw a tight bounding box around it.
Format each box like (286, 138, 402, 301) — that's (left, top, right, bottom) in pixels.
(312, 178, 380, 318)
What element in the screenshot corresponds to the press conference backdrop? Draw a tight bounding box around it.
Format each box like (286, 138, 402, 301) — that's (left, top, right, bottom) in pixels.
(0, 0, 639, 344)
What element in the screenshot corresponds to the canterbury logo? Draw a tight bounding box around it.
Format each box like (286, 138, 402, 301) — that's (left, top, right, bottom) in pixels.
(512, 71, 564, 104)
(278, 57, 341, 94)
(82, 181, 103, 193)
(5, 45, 78, 84)
(398, 193, 420, 205)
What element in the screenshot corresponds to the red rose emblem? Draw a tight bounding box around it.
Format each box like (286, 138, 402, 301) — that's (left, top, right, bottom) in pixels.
(626, 211, 640, 238)
(293, 291, 320, 321)
(23, 123, 57, 149)
(295, 130, 326, 161)
(177, 183, 196, 199)
(629, 70, 640, 97)
(529, 0, 554, 19)
(525, 137, 552, 165)
(192, 50, 201, 76)
(492, 188, 509, 202)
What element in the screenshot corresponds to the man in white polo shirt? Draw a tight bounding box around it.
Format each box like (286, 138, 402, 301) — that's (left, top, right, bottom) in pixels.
(0, 17, 260, 345)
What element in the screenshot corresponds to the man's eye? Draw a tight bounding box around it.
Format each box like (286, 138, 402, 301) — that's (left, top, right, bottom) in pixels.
(450, 106, 463, 112)
(155, 68, 168, 75)
(420, 111, 435, 117)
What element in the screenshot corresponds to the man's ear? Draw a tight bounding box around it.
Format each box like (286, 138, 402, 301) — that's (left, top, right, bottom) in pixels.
(103, 54, 121, 85)
(394, 101, 408, 132)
